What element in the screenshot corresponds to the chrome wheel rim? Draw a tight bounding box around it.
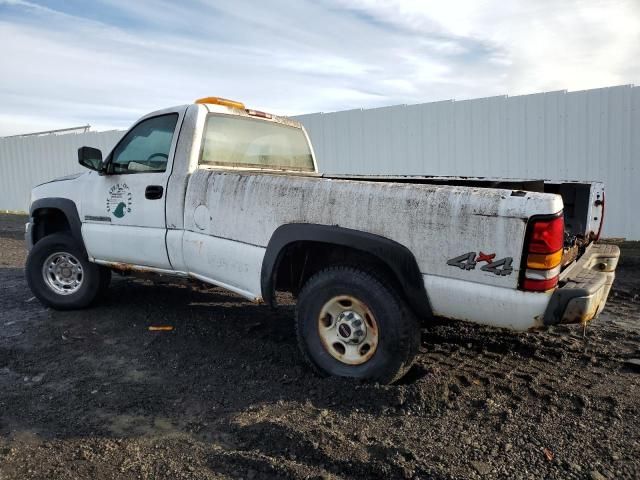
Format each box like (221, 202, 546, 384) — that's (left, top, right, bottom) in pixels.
(318, 295, 379, 365)
(42, 252, 84, 295)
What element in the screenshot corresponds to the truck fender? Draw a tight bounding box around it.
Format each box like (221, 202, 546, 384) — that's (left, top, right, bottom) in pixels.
(29, 198, 85, 254)
(261, 223, 432, 318)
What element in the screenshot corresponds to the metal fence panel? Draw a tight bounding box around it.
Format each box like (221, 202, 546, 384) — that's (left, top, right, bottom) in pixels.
(0, 131, 123, 213)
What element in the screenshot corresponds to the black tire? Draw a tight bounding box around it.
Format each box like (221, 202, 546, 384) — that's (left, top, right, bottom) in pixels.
(25, 233, 103, 310)
(296, 266, 420, 384)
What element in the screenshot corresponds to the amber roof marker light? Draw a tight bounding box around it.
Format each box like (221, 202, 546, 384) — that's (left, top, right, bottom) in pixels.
(195, 97, 245, 110)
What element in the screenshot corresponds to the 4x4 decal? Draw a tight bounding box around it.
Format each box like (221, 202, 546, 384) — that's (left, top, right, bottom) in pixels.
(447, 251, 513, 276)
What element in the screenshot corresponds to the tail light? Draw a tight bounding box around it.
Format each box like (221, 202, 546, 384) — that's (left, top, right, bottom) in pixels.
(521, 214, 564, 292)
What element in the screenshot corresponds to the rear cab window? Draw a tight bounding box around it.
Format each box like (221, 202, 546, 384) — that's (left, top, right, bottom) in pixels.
(199, 114, 314, 172)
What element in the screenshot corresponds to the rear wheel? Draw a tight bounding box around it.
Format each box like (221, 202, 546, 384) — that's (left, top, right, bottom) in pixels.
(25, 234, 104, 310)
(296, 266, 420, 384)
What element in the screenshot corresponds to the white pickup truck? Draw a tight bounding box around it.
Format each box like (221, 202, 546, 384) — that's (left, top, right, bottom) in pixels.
(25, 97, 620, 383)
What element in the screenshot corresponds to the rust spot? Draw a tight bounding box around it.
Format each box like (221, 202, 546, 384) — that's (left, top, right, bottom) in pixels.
(110, 262, 134, 272)
(110, 263, 153, 274)
(560, 300, 600, 325)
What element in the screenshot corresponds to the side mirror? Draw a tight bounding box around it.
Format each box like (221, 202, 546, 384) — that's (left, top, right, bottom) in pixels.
(78, 146, 103, 172)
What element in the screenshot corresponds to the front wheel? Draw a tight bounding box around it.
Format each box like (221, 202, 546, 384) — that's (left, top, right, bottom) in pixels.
(25, 234, 104, 310)
(296, 266, 420, 384)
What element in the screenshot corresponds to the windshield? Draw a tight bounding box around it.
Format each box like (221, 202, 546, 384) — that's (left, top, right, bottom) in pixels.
(199, 114, 314, 172)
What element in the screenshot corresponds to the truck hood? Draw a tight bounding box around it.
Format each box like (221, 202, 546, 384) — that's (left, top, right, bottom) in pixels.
(31, 171, 87, 209)
(35, 171, 85, 187)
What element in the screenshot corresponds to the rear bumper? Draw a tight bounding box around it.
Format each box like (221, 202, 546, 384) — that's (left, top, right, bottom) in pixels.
(543, 243, 620, 325)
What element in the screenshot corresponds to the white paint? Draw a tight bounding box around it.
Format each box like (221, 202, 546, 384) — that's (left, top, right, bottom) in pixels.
(193, 205, 209, 231)
(182, 231, 265, 301)
(423, 273, 551, 330)
(166, 229, 187, 272)
(83, 224, 171, 269)
(188, 272, 260, 302)
(93, 232, 265, 302)
(81, 170, 171, 267)
(29, 172, 86, 212)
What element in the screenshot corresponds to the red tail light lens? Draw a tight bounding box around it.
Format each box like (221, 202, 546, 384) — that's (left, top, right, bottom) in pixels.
(529, 216, 564, 253)
(521, 214, 564, 292)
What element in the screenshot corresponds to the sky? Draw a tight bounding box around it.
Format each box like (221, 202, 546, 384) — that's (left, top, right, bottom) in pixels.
(0, 0, 639, 136)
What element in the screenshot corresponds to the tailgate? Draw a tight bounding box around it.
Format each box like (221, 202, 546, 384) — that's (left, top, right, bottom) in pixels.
(545, 180, 605, 244)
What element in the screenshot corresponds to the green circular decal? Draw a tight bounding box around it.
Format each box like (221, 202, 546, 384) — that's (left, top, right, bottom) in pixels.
(106, 183, 133, 218)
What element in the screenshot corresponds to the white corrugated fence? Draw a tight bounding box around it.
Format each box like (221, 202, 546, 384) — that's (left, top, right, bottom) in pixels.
(0, 85, 636, 238)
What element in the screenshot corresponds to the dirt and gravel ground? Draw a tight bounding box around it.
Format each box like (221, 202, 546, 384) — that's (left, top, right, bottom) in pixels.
(0, 213, 638, 480)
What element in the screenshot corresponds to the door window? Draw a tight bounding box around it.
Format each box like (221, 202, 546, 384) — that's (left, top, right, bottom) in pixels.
(110, 114, 178, 174)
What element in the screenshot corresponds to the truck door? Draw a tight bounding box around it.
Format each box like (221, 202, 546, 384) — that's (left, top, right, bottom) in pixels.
(81, 109, 185, 269)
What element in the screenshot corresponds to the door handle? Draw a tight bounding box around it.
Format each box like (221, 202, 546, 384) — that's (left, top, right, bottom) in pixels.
(145, 185, 164, 200)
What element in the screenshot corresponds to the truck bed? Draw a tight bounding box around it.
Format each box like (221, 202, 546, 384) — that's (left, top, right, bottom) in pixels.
(324, 173, 605, 252)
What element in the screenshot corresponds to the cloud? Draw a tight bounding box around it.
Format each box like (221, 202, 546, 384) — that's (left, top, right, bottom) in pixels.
(333, 0, 640, 92)
(0, 0, 638, 135)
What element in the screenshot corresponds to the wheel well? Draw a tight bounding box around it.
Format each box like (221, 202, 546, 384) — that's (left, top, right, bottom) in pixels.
(262, 224, 432, 319)
(32, 208, 72, 244)
(274, 241, 410, 309)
